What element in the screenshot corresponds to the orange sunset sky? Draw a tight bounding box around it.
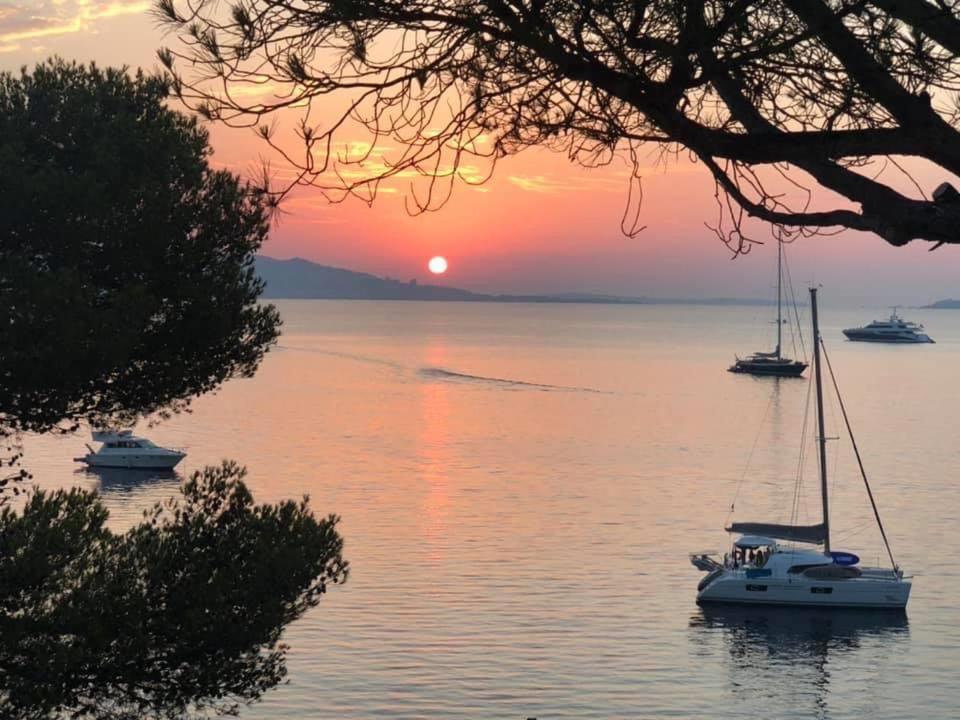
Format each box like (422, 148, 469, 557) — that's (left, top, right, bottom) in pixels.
(2, 1, 958, 304)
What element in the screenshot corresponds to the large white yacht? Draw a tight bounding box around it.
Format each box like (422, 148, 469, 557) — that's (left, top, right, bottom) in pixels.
(843, 308, 934, 343)
(693, 288, 912, 609)
(75, 430, 186, 469)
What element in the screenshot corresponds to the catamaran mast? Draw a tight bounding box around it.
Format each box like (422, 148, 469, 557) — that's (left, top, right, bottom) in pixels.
(809, 287, 830, 553)
(776, 241, 782, 359)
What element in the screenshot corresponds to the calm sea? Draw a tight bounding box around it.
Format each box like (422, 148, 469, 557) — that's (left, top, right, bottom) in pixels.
(23, 300, 960, 719)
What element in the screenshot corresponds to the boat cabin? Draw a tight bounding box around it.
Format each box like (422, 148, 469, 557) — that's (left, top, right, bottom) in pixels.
(726, 535, 836, 573)
(727, 535, 776, 569)
(104, 439, 149, 449)
(91, 430, 158, 450)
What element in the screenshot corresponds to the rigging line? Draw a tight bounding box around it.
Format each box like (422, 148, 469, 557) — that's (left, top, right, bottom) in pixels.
(836, 524, 872, 541)
(790, 368, 815, 528)
(825, 375, 843, 529)
(820, 338, 899, 571)
(833, 518, 875, 543)
(726, 386, 779, 525)
(788, 381, 807, 526)
(783, 248, 807, 361)
(778, 243, 798, 360)
(785, 252, 807, 362)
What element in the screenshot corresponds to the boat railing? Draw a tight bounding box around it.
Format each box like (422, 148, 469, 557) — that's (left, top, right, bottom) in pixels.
(689, 553, 723, 572)
(857, 567, 903, 579)
(143, 442, 188, 454)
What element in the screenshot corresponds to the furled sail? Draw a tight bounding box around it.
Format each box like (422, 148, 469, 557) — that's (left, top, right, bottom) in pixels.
(725, 522, 826, 544)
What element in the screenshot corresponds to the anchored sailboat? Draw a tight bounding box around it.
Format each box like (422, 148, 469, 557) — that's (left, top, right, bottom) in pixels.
(693, 287, 911, 609)
(729, 241, 808, 377)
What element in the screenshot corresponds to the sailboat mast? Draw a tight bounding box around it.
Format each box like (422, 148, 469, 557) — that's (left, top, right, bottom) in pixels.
(776, 241, 782, 359)
(809, 287, 831, 553)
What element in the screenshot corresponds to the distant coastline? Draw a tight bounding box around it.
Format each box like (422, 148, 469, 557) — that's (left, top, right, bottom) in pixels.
(256, 256, 779, 307)
(921, 299, 960, 309)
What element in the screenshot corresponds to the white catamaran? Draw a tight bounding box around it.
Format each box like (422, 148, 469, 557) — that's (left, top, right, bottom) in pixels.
(694, 287, 911, 609)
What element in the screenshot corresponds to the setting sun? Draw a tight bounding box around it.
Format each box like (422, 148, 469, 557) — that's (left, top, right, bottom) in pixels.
(428, 256, 448, 274)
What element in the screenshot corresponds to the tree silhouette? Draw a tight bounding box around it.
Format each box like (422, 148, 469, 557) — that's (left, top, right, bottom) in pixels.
(0, 463, 348, 718)
(0, 61, 345, 716)
(0, 59, 280, 442)
(157, 0, 960, 252)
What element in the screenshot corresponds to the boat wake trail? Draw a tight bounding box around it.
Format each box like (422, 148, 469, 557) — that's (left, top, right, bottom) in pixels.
(277, 347, 607, 392)
(418, 367, 604, 393)
(277, 345, 404, 370)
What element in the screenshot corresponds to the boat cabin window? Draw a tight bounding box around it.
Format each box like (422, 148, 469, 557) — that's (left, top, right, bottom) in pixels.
(788, 564, 828, 574)
(105, 440, 142, 449)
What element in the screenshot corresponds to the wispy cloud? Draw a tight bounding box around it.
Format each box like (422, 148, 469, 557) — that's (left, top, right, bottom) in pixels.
(0, 1, 149, 48)
(507, 170, 638, 194)
(507, 174, 588, 193)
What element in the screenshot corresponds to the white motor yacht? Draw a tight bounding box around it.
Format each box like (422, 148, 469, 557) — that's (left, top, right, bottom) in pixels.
(75, 430, 185, 469)
(693, 288, 912, 609)
(843, 308, 934, 343)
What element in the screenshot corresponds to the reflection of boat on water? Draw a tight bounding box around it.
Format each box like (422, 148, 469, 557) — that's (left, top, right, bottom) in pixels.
(689, 605, 909, 717)
(695, 288, 912, 608)
(692, 604, 909, 646)
(74, 430, 185, 469)
(78, 465, 180, 491)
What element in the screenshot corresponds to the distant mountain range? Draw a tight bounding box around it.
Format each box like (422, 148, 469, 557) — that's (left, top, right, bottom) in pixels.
(921, 299, 960, 309)
(255, 256, 780, 305)
(256, 256, 480, 301)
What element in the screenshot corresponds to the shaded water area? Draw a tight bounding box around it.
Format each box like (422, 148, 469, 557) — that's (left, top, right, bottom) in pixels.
(24, 300, 960, 718)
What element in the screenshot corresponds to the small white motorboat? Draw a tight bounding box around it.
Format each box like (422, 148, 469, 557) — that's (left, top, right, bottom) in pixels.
(75, 430, 185, 469)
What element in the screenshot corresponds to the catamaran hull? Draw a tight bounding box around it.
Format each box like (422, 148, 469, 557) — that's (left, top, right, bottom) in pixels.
(697, 573, 911, 609)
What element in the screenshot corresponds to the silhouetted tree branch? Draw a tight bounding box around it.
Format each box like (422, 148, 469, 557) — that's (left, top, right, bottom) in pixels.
(157, 0, 960, 252)
(0, 433, 28, 508)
